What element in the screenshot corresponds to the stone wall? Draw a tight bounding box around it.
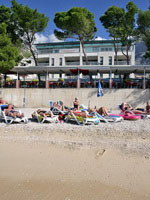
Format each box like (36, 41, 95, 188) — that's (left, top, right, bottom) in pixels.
(0, 88, 150, 109)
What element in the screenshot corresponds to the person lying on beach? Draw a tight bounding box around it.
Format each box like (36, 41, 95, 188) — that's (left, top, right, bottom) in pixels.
(4, 104, 24, 119)
(120, 102, 149, 114)
(69, 106, 109, 118)
(0, 98, 8, 105)
(52, 101, 65, 111)
(32, 109, 54, 118)
(68, 109, 88, 118)
(88, 106, 109, 116)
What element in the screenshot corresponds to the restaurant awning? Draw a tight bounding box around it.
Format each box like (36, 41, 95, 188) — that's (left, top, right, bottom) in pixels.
(10, 65, 150, 75)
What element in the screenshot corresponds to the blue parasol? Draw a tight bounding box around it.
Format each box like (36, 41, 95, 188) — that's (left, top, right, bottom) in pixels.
(97, 80, 104, 97)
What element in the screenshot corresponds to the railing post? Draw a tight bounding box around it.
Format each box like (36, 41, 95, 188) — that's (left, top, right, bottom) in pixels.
(109, 68, 112, 89)
(16, 72, 20, 88)
(46, 80, 49, 88)
(77, 79, 80, 88)
(16, 80, 20, 88)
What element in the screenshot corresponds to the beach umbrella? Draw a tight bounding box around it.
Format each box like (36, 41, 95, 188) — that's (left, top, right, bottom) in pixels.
(97, 80, 104, 97)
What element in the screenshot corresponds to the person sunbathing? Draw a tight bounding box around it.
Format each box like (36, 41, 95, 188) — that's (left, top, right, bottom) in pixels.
(88, 106, 109, 116)
(69, 109, 88, 118)
(121, 102, 149, 114)
(32, 109, 54, 118)
(4, 104, 24, 119)
(52, 102, 65, 111)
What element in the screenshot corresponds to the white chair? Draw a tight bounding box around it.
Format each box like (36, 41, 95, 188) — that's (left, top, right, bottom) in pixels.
(0, 105, 28, 124)
(32, 110, 59, 123)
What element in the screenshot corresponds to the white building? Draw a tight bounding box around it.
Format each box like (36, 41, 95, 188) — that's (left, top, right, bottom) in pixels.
(35, 40, 135, 79)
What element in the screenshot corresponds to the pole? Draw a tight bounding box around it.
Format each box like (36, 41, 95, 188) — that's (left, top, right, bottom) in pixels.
(143, 67, 146, 89)
(77, 68, 80, 88)
(109, 67, 112, 89)
(23, 75, 26, 108)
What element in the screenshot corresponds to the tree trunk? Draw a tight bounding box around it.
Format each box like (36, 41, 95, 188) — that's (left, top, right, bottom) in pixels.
(113, 38, 118, 65)
(4, 74, 7, 86)
(126, 46, 130, 65)
(80, 39, 88, 65)
(28, 42, 41, 82)
(121, 45, 130, 65)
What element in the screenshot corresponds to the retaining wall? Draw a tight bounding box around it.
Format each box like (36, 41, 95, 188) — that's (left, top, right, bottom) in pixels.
(0, 88, 150, 109)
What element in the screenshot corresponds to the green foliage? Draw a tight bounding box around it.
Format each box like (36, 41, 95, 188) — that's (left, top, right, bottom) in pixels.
(11, 0, 49, 65)
(54, 7, 97, 64)
(100, 6, 124, 35)
(100, 1, 138, 65)
(119, 2, 138, 45)
(11, 0, 49, 41)
(100, 6, 125, 63)
(54, 7, 97, 41)
(137, 10, 150, 59)
(0, 23, 21, 73)
(0, 4, 21, 46)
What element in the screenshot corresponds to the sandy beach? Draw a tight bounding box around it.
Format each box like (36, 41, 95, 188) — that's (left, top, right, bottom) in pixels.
(0, 108, 150, 200)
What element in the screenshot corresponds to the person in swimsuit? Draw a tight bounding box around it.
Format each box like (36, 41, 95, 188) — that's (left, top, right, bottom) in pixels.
(146, 102, 150, 113)
(32, 109, 54, 118)
(73, 97, 80, 110)
(121, 102, 149, 114)
(88, 106, 109, 116)
(4, 104, 24, 119)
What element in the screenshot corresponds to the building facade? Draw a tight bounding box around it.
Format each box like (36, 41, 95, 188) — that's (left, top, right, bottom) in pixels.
(35, 40, 135, 65)
(34, 40, 135, 79)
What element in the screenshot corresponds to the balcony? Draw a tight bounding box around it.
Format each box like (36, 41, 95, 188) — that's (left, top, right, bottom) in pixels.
(37, 63, 49, 66)
(114, 61, 130, 65)
(66, 62, 80, 65)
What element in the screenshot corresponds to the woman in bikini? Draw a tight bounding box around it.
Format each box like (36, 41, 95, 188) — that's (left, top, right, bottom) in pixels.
(4, 104, 24, 119)
(121, 102, 149, 114)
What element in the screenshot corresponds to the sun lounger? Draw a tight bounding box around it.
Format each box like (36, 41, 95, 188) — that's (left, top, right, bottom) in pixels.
(49, 100, 68, 115)
(32, 110, 59, 123)
(118, 104, 150, 119)
(65, 111, 100, 125)
(0, 105, 28, 124)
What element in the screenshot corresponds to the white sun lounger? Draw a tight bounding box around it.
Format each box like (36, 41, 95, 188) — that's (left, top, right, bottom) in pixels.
(65, 111, 100, 125)
(32, 110, 59, 123)
(0, 105, 28, 124)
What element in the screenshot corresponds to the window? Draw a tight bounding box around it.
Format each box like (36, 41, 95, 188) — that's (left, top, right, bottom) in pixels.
(54, 49, 59, 53)
(109, 56, 112, 65)
(93, 47, 99, 52)
(100, 57, 103, 65)
(59, 58, 63, 66)
(51, 58, 54, 66)
(100, 74, 103, 78)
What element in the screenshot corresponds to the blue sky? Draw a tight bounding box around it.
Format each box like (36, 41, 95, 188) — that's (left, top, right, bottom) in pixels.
(0, 0, 149, 42)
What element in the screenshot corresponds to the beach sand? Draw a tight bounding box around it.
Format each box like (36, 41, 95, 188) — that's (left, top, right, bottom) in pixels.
(0, 108, 150, 200)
